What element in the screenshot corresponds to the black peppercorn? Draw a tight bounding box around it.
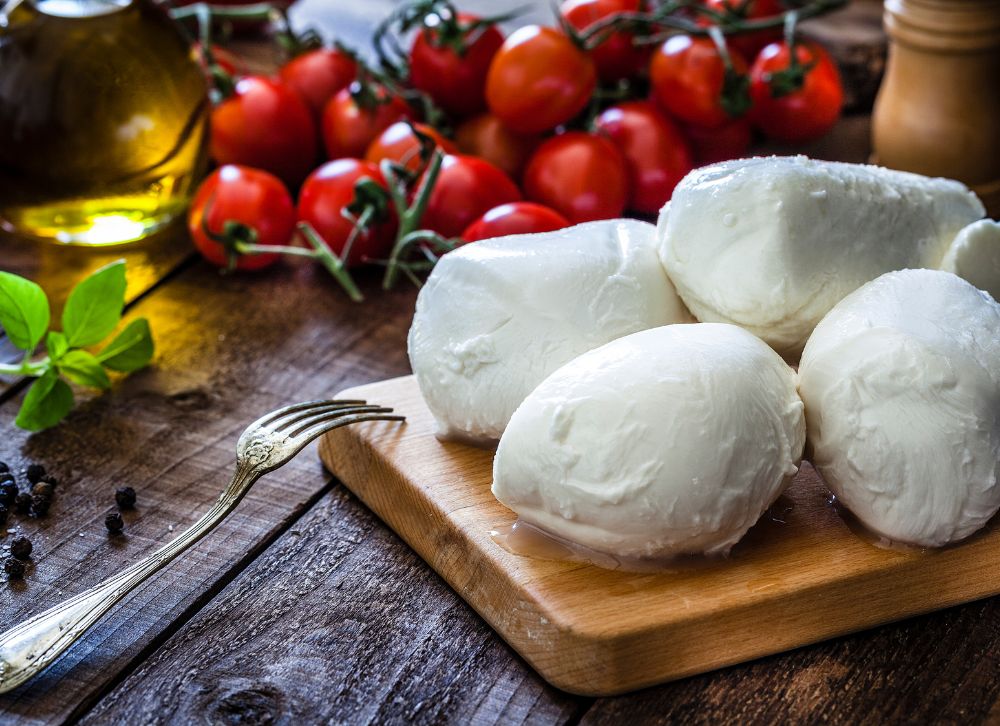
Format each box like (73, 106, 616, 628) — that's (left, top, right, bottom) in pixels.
(0, 461, 8, 474)
(10, 536, 31, 560)
(25, 464, 46, 484)
(0, 482, 15, 507)
(4, 557, 25, 579)
(115, 486, 137, 510)
(104, 511, 124, 534)
(42, 475, 58, 488)
(32, 481, 54, 499)
(0, 471, 13, 485)
(30, 494, 51, 517)
(14, 492, 31, 514)
(0, 503, 7, 526)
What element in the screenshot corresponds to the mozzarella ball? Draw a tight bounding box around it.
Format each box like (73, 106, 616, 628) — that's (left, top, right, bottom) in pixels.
(659, 156, 985, 359)
(408, 219, 690, 444)
(492, 323, 805, 559)
(940, 219, 1000, 301)
(799, 269, 1000, 547)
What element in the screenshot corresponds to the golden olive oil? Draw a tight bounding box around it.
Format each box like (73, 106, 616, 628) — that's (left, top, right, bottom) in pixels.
(0, 0, 209, 245)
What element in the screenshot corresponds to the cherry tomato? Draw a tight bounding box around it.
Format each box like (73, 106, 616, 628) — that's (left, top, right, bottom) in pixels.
(700, 0, 784, 60)
(749, 41, 844, 143)
(210, 76, 317, 187)
(420, 155, 522, 238)
(297, 159, 396, 267)
(523, 132, 628, 223)
(454, 113, 539, 181)
(188, 165, 294, 271)
(461, 202, 570, 242)
(321, 86, 414, 160)
(365, 122, 458, 173)
(561, 0, 650, 81)
(650, 35, 749, 129)
(193, 43, 245, 77)
(410, 13, 504, 117)
(279, 48, 358, 118)
(683, 117, 753, 165)
(486, 26, 597, 134)
(593, 101, 693, 214)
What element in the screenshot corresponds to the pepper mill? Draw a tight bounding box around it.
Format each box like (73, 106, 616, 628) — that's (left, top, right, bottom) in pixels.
(872, 0, 1000, 216)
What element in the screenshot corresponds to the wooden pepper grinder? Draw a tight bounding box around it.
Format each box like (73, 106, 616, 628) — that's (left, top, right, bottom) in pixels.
(872, 0, 1000, 216)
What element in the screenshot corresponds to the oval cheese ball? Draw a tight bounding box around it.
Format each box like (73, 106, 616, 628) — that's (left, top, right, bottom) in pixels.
(492, 323, 805, 559)
(408, 219, 690, 444)
(658, 156, 985, 359)
(799, 269, 1000, 547)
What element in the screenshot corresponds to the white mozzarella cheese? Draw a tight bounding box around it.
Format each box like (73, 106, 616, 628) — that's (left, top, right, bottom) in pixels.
(798, 269, 1000, 547)
(492, 323, 805, 559)
(940, 219, 1000, 301)
(658, 156, 985, 358)
(408, 219, 690, 444)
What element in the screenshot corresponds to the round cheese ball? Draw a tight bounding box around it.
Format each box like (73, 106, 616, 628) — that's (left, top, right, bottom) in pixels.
(799, 269, 1000, 547)
(492, 323, 805, 559)
(408, 219, 690, 444)
(940, 219, 1000, 302)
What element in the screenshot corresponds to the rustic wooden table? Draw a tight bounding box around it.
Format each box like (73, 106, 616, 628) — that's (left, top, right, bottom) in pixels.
(2, 2, 999, 724)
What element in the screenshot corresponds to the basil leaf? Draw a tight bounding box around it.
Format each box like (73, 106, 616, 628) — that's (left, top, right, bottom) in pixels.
(97, 318, 154, 373)
(58, 350, 111, 389)
(62, 260, 127, 347)
(0, 271, 50, 351)
(46, 330, 68, 361)
(15, 369, 74, 431)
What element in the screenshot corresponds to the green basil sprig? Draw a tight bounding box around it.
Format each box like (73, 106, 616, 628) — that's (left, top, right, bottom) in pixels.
(0, 260, 154, 431)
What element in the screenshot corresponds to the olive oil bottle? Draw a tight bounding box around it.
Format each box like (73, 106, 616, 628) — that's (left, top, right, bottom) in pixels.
(0, 0, 209, 245)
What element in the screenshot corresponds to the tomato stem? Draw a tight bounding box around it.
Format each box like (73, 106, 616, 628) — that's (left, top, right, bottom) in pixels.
(296, 222, 366, 303)
(382, 148, 445, 290)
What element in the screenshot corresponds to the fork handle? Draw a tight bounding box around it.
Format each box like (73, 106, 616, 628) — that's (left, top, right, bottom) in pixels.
(0, 468, 260, 694)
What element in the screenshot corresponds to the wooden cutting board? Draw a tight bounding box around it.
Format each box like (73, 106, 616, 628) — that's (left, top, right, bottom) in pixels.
(319, 375, 1000, 696)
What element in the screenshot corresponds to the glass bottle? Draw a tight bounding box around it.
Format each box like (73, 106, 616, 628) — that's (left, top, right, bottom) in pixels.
(0, 0, 209, 246)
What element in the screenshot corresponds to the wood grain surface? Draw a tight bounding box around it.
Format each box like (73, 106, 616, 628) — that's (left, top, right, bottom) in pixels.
(3, 2, 999, 724)
(318, 376, 1000, 697)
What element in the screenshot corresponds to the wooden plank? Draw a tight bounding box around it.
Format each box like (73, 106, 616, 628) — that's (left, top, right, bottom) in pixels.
(77, 486, 584, 726)
(319, 375, 1000, 696)
(0, 262, 426, 724)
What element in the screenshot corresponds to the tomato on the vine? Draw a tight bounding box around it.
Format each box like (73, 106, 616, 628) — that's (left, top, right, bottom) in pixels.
(650, 35, 749, 129)
(419, 155, 522, 238)
(210, 76, 318, 187)
(593, 101, 693, 214)
(188, 165, 294, 271)
(485, 25, 597, 134)
(297, 159, 396, 267)
(682, 117, 752, 165)
(749, 40, 844, 143)
(524, 132, 628, 223)
(561, 0, 650, 81)
(321, 86, 414, 160)
(365, 122, 457, 173)
(461, 202, 570, 242)
(409, 12, 504, 117)
(700, 0, 784, 60)
(279, 48, 358, 117)
(454, 114, 539, 181)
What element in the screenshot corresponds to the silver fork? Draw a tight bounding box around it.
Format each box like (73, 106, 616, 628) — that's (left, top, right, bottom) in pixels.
(0, 399, 404, 694)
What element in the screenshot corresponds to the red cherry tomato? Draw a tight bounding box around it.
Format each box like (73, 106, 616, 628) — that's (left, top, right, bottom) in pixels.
(749, 41, 844, 143)
(683, 117, 753, 165)
(279, 48, 358, 117)
(461, 202, 570, 242)
(523, 132, 628, 223)
(650, 35, 749, 129)
(409, 13, 504, 117)
(420, 155, 522, 238)
(454, 113, 539, 181)
(321, 86, 414, 160)
(561, 0, 650, 81)
(365, 122, 458, 173)
(485, 26, 597, 134)
(297, 159, 396, 267)
(700, 0, 784, 60)
(593, 101, 693, 214)
(210, 76, 317, 187)
(188, 165, 293, 271)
